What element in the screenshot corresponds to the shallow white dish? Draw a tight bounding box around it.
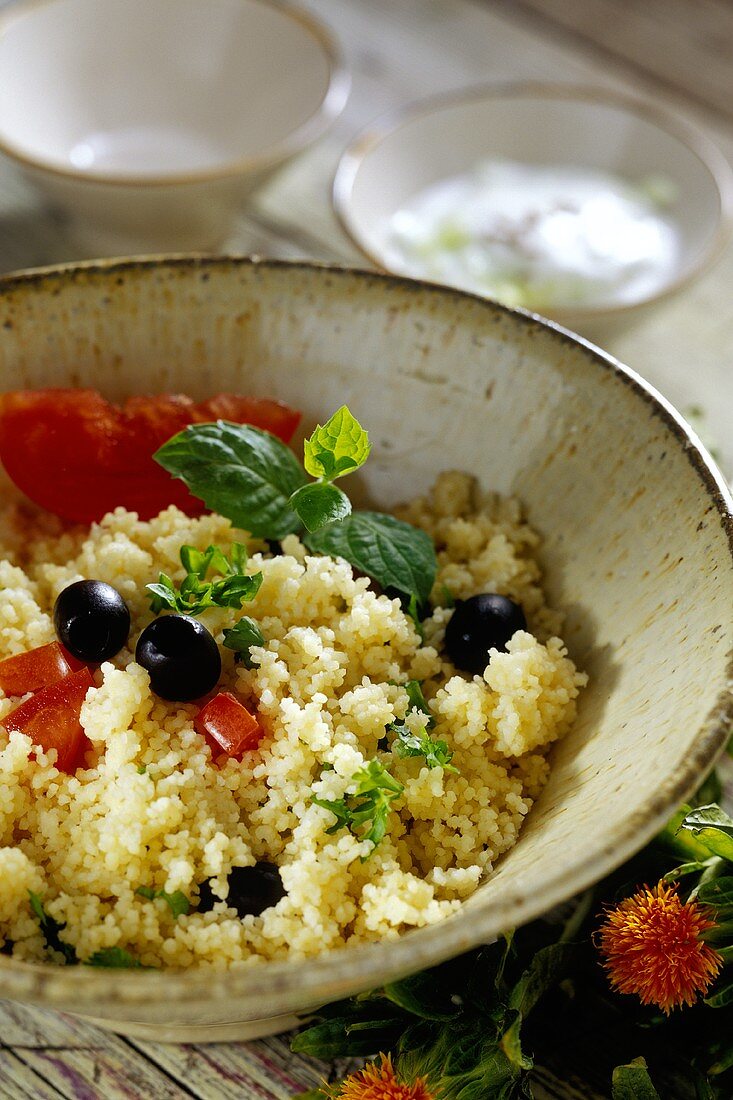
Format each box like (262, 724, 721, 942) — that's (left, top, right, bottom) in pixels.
(334, 84, 733, 337)
(0, 0, 348, 254)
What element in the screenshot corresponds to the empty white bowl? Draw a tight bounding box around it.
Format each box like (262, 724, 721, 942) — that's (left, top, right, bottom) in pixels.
(334, 84, 733, 337)
(0, 0, 348, 254)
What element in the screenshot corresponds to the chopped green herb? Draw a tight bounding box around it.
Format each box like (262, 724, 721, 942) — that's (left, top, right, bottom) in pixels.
(85, 947, 147, 969)
(389, 720, 458, 773)
(222, 616, 265, 668)
(28, 890, 78, 965)
(439, 583, 456, 609)
(313, 759, 404, 859)
(386, 683, 457, 772)
(153, 410, 437, 606)
(402, 680, 434, 725)
(146, 542, 262, 615)
(136, 764, 147, 775)
(135, 885, 190, 918)
(405, 593, 426, 642)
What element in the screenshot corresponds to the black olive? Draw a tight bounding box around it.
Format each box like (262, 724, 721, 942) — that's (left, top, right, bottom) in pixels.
(444, 593, 527, 675)
(54, 579, 130, 662)
(135, 614, 221, 701)
(196, 862, 285, 917)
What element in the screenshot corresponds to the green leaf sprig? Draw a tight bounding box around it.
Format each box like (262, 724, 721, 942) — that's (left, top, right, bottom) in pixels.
(154, 407, 437, 607)
(135, 885, 190, 918)
(313, 759, 404, 859)
(85, 946, 148, 969)
(146, 542, 262, 615)
(28, 890, 77, 965)
(389, 680, 458, 773)
(222, 616, 266, 668)
(289, 405, 371, 532)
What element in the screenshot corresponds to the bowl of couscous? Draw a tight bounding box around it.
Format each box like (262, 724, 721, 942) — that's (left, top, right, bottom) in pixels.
(0, 257, 730, 1042)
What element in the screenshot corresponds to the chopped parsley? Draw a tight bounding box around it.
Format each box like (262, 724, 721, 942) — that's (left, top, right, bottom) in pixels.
(313, 759, 404, 859)
(222, 616, 266, 668)
(85, 947, 147, 969)
(135, 885, 190, 918)
(146, 542, 262, 615)
(28, 890, 78, 965)
(388, 681, 458, 773)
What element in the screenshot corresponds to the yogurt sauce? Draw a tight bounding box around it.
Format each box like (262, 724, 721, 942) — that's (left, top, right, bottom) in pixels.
(384, 160, 679, 311)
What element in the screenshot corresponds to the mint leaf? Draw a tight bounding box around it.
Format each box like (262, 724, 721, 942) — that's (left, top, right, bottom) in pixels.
(28, 890, 78, 965)
(85, 947, 147, 969)
(304, 512, 437, 605)
(313, 759, 403, 858)
(289, 481, 351, 533)
(303, 406, 371, 482)
(154, 421, 307, 539)
(223, 616, 265, 668)
(135, 885, 190, 918)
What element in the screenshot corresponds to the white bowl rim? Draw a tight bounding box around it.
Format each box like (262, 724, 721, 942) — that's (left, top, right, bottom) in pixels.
(333, 81, 733, 321)
(0, 253, 730, 1014)
(0, 0, 350, 188)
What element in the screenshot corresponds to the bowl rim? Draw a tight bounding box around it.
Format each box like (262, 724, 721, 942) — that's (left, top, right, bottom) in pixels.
(0, 0, 350, 188)
(0, 253, 731, 1015)
(332, 81, 733, 322)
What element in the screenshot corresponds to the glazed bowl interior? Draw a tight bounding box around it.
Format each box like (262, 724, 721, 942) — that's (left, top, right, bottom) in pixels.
(334, 84, 733, 327)
(0, 0, 340, 180)
(0, 258, 730, 1038)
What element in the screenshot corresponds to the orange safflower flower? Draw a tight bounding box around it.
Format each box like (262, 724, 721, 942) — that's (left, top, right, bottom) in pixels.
(597, 880, 723, 1014)
(330, 1053, 437, 1100)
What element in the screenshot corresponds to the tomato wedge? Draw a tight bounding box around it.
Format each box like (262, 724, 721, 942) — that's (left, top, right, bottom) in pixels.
(0, 389, 301, 524)
(195, 691, 262, 761)
(2, 667, 94, 773)
(0, 642, 85, 697)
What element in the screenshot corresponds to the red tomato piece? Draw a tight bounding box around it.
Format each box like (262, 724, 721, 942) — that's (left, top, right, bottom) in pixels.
(2, 667, 94, 773)
(0, 389, 301, 524)
(0, 642, 85, 697)
(195, 691, 263, 761)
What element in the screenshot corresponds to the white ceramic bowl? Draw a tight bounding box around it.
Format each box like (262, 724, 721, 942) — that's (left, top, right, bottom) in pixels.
(0, 0, 348, 254)
(334, 84, 733, 337)
(0, 257, 731, 1042)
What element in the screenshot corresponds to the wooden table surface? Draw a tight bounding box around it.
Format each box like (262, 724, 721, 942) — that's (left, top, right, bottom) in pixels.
(0, 1, 731, 1097)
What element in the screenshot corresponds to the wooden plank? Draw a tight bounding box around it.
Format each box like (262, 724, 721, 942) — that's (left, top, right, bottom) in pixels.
(0, 1049, 66, 1100)
(127, 1034, 328, 1100)
(0, 1002, 191, 1100)
(496, 0, 733, 122)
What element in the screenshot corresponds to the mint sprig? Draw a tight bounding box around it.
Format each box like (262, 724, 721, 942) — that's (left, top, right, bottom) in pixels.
(289, 406, 370, 531)
(146, 542, 262, 615)
(313, 759, 404, 858)
(154, 409, 437, 606)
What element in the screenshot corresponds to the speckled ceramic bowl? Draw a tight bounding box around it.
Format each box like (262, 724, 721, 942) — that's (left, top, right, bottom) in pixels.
(0, 257, 730, 1042)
